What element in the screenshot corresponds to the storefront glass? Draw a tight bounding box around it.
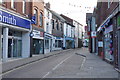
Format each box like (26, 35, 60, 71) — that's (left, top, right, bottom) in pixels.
(33, 39, 44, 54)
(104, 33, 114, 62)
(2, 29, 22, 58)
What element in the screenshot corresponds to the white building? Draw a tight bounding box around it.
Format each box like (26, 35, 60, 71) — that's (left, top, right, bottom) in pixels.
(63, 22, 75, 49)
(73, 20, 83, 48)
(44, 5, 53, 54)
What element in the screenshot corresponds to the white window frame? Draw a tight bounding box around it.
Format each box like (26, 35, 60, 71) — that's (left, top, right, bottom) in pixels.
(22, 0, 26, 14)
(11, 0, 15, 9)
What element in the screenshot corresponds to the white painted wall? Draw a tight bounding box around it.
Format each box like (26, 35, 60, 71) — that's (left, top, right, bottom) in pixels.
(44, 8, 52, 34)
(22, 32, 30, 58)
(3, 28, 9, 62)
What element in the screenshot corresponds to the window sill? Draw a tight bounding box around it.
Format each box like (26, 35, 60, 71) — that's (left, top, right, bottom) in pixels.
(11, 7, 16, 11)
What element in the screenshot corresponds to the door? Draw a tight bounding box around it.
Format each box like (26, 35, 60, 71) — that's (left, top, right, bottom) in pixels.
(8, 37, 22, 58)
(50, 39, 52, 52)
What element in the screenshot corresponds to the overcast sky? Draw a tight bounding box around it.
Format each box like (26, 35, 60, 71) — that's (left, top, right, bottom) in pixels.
(44, 0, 97, 26)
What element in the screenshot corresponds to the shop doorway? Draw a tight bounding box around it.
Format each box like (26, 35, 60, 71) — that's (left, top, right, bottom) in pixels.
(8, 36, 22, 58)
(50, 39, 52, 52)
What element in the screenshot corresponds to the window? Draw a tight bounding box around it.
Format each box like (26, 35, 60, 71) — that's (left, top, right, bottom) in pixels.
(60, 23, 63, 31)
(34, 9, 38, 24)
(55, 40, 62, 48)
(117, 16, 120, 27)
(56, 21, 59, 30)
(45, 39, 49, 49)
(52, 20, 54, 29)
(47, 11, 50, 19)
(22, 0, 26, 14)
(0, 0, 5, 4)
(40, 12, 43, 26)
(58, 40, 62, 47)
(55, 40, 58, 47)
(46, 23, 49, 33)
(11, 0, 15, 9)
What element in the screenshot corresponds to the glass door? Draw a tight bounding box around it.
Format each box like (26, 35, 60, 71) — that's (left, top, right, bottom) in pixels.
(8, 37, 22, 58)
(8, 39, 13, 58)
(13, 38, 22, 58)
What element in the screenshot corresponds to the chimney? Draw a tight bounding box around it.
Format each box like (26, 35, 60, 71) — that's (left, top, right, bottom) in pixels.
(46, 2, 50, 9)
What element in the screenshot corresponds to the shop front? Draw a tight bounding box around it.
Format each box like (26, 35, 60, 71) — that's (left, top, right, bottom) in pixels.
(52, 36, 63, 51)
(103, 20, 114, 62)
(65, 37, 74, 49)
(44, 33, 53, 54)
(32, 29, 44, 55)
(104, 25, 114, 62)
(0, 9, 31, 61)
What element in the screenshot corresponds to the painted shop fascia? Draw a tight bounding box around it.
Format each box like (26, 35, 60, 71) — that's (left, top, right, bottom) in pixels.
(0, 9, 31, 29)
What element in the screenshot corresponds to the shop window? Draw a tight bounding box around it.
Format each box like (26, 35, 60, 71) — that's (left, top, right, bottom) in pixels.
(58, 40, 62, 47)
(40, 12, 43, 27)
(55, 40, 58, 47)
(55, 40, 62, 48)
(45, 39, 49, 49)
(34, 9, 38, 24)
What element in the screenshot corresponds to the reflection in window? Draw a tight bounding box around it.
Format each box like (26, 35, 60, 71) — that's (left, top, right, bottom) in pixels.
(40, 12, 43, 26)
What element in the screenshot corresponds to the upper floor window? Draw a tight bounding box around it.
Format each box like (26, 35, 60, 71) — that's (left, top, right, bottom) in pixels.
(52, 20, 54, 29)
(34, 9, 38, 24)
(0, 0, 5, 4)
(11, 0, 16, 9)
(56, 21, 59, 30)
(40, 12, 43, 26)
(47, 11, 50, 19)
(60, 23, 63, 31)
(22, 0, 26, 14)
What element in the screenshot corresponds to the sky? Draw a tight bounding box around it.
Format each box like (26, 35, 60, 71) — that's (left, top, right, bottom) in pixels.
(44, 0, 97, 26)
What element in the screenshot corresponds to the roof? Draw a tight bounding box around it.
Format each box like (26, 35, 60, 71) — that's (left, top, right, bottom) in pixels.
(50, 10, 66, 22)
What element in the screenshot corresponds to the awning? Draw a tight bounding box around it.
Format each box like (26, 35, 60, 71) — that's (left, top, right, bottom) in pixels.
(97, 14, 113, 32)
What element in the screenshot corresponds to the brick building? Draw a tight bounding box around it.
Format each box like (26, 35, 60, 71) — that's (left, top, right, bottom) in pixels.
(30, 0, 45, 55)
(95, 1, 120, 71)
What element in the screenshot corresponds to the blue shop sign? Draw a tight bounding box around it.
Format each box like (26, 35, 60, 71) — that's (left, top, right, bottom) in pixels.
(0, 10, 31, 29)
(65, 37, 74, 41)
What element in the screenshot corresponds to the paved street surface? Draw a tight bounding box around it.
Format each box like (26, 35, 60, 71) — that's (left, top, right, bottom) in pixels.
(2, 48, 118, 78)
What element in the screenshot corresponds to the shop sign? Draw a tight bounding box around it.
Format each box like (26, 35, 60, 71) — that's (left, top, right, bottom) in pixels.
(104, 25, 113, 34)
(33, 30, 40, 38)
(91, 31, 96, 38)
(98, 41, 103, 47)
(0, 10, 31, 29)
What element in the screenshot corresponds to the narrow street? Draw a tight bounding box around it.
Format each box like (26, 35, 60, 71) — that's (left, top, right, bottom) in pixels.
(2, 48, 118, 79)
